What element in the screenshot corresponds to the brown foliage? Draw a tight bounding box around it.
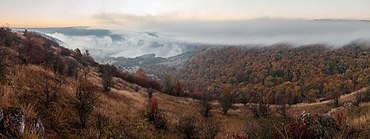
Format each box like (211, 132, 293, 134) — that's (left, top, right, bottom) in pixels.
(145, 98, 167, 129)
(118, 68, 162, 91)
(176, 115, 199, 139)
(200, 119, 222, 139)
(177, 45, 370, 104)
(219, 87, 239, 115)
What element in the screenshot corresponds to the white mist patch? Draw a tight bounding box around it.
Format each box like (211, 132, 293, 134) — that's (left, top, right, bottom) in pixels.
(48, 32, 186, 58)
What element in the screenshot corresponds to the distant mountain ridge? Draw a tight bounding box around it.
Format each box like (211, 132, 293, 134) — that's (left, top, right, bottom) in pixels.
(108, 49, 201, 80)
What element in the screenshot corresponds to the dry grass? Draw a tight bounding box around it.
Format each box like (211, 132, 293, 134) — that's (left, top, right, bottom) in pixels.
(0, 85, 18, 107)
(348, 103, 370, 137)
(350, 112, 370, 128)
(1, 64, 369, 138)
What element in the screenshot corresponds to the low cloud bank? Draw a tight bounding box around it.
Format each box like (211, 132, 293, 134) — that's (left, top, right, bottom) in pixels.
(47, 31, 193, 58)
(139, 19, 370, 45)
(33, 19, 370, 58)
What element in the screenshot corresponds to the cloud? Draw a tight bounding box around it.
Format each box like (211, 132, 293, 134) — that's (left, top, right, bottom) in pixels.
(92, 14, 370, 46)
(92, 13, 181, 28)
(47, 30, 191, 59)
(137, 19, 370, 46)
(31, 27, 111, 36)
(92, 13, 149, 27)
(35, 19, 370, 59)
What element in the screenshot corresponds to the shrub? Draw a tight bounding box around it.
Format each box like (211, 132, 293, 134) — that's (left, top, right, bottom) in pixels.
(176, 115, 199, 139)
(287, 120, 314, 139)
(276, 104, 290, 118)
(145, 98, 158, 122)
(250, 92, 271, 118)
(134, 86, 140, 92)
(59, 47, 72, 56)
(100, 118, 153, 139)
(161, 75, 174, 94)
(296, 111, 340, 138)
(66, 60, 79, 77)
(199, 93, 212, 118)
(354, 90, 370, 106)
(353, 94, 362, 106)
(219, 90, 239, 115)
(362, 90, 370, 102)
(250, 102, 270, 118)
(333, 96, 340, 108)
(200, 119, 222, 139)
(118, 70, 162, 91)
(239, 92, 249, 106)
(232, 133, 247, 139)
(147, 88, 154, 99)
(95, 113, 110, 139)
(100, 64, 113, 92)
(145, 98, 167, 129)
(244, 118, 276, 139)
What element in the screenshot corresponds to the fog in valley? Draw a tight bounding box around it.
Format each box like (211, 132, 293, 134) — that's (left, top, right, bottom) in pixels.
(29, 19, 370, 58)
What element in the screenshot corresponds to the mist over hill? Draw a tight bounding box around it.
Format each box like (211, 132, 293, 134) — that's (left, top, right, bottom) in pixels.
(19, 19, 370, 61)
(18, 27, 197, 59)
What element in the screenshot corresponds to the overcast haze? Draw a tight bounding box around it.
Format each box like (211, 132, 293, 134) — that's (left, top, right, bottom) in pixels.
(2, 0, 370, 27)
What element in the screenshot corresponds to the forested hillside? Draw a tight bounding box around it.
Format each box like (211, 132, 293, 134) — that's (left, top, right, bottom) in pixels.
(177, 44, 370, 104)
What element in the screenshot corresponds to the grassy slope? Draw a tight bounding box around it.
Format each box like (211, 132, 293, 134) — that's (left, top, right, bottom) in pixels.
(1, 59, 369, 138)
(101, 72, 370, 138)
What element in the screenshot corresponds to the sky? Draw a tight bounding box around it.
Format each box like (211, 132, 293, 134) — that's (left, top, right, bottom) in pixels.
(1, 0, 370, 27)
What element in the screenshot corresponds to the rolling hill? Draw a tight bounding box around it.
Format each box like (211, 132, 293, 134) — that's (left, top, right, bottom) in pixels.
(1, 27, 370, 138)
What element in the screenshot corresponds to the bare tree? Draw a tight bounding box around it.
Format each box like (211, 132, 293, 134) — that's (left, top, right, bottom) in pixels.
(333, 95, 340, 108)
(95, 113, 110, 139)
(147, 88, 154, 99)
(162, 74, 174, 95)
(353, 94, 362, 106)
(100, 64, 113, 92)
(199, 93, 212, 118)
(276, 104, 290, 119)
(276, 97, 292, 119)
(82, 67, 90, 79)
(219, 90, 240, 115)
(0, 48, 7, 98)
(239, 91, 249, 107)
(34, 73, 65, 109)
(250, 93, 271, 118)
(74, 78, 99, 128)
(0, 48, 8, 84)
